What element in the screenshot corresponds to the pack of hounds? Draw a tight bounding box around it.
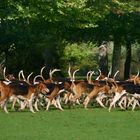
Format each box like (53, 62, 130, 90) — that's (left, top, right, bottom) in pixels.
(0, 65, 140, 113)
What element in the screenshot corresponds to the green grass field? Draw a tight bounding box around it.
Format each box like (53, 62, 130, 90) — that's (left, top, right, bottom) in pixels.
(0, 106, 140, 140)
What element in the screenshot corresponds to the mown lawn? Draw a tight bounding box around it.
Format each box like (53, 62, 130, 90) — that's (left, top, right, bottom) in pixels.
(0, 106, 140, 140)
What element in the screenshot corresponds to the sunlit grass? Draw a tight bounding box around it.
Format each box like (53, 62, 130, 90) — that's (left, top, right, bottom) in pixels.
(0, 106, 140, 140)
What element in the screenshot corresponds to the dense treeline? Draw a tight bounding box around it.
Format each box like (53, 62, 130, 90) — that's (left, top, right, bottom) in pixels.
(0, 0, 140, 79)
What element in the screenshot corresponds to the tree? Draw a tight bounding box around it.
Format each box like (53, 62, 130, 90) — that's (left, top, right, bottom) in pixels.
(86, 0, 140, 78)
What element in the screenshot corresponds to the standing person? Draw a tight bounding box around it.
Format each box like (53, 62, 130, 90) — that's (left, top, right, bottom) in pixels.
(98, 41, 109, 76)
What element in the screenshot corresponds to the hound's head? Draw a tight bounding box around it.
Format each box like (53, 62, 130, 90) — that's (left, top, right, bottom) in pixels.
(37, 82, 49, 94)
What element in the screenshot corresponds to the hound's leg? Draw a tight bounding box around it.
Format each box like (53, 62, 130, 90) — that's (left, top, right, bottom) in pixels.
(11, 97, 18, 110)
(63, 94, 68, 104)
(132, 99, 137, 111)
(118, 96, 126, 110)
(19, 100, 27, 111)
(34, 98, 39, 112)
(105, 98, 111, 107)
(46, 99, 51, 111)
(0, 100, 5, 108)
(83, 96, 90, 109)
(123, 96, 127, 109)
(28, 94, 35, 113)
(56, 96, 63, 111)
(64, 96, 69, 104)
(132, 98, 140, 111)
(76, 99, 80, 105)
(136, 100, 140, 107)
(127, 97, 134, 108)
(52, 99, 58, 108)
(96, 94, 106, 108)
(109, 92, 122, 112)
(3, 99, 9, 113)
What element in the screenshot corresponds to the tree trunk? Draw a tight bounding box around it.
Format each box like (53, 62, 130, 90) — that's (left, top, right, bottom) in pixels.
(112, 40, 121, 78)
(124, 41, 131, 80)
(98, 43, 108, 76)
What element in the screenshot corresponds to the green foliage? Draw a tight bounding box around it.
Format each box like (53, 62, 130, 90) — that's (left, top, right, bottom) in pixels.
(60, 42, 98, 75)
(85, 0, 140, 42)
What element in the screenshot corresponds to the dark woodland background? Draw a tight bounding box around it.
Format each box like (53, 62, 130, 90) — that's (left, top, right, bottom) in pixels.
(0, 0, 140, 79)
